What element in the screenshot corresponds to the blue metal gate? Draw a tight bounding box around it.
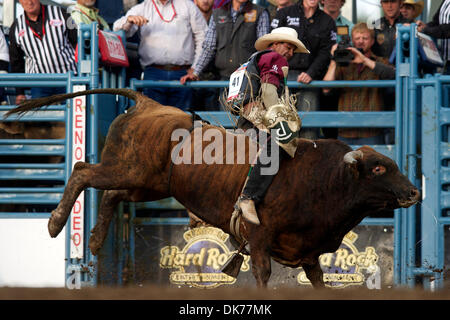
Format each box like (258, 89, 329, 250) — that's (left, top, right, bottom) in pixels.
(420, 73, 450, 289)
(0, 23, 126, 288)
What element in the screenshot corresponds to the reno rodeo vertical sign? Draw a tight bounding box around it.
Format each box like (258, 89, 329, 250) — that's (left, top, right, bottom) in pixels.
(70, 85, 86, 259)
(160, 227, 250, 288)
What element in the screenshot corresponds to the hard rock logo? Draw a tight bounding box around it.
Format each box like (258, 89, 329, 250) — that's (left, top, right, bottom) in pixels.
(297, 231, 380, 288)
(159, 227, 250, 288)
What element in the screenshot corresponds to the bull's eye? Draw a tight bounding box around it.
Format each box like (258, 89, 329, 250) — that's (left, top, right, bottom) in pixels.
(372, 165, 386, 175)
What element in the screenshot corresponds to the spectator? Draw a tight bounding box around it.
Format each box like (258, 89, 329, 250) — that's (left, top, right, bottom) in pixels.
(370, 0, 406, 144)
(371, 0, 407, 59)
(9, 0, 77, 104)
(180, 0, 270, 93)
(271, 0, 336, 140)
(194, 0, 214, 22)
(96, 0, 144, 88)
(113, 0, 207, 110)
(323, 22, 395, 145)
(0, 28, 9, 104)
(417, 0, 450, 74)
(321, 0, 353, 42)
(213, 0, 230, 9)
(191, 0, 220, 111)
(70, 0, 110, 30)
(95, 0, 138, 26)
(400, 0, 423, 23)
(267, 0, 296, 21)
(399, 0, 424, 72)
(320, 0, 353, 139)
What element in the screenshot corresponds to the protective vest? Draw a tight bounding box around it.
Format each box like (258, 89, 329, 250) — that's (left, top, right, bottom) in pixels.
(229, 50, 284, 107)
(213, 3, 266, 78)
(228, 52, 301, 158)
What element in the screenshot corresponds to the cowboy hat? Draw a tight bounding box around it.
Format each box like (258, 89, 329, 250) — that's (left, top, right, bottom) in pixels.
(401, 0, 424, 19)
(255, 27, 310, 53)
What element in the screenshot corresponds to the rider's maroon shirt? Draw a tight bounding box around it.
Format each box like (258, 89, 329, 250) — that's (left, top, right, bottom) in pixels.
(257, 50, 289, 89)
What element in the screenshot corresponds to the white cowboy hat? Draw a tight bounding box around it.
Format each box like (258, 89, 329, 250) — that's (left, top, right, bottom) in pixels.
(401, 0, 424, 19)
(255, 27, 310, 53)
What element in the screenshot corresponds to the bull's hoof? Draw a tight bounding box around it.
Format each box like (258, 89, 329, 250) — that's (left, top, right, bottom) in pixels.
(48, 212, 64, 238)
(89, 225, 107, 256)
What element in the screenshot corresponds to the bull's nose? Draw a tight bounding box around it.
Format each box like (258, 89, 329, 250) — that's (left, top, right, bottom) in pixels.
(410, 188, 420, 200)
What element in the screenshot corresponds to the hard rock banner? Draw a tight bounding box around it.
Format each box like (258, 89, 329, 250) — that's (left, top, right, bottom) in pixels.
(131, 225, 394, 289)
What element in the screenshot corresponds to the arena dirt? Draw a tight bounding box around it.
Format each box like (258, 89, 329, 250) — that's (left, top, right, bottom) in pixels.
(0, 286, 449, 300)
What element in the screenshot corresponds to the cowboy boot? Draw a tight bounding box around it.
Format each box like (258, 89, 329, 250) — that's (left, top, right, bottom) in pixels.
(238, 196, 260, 225)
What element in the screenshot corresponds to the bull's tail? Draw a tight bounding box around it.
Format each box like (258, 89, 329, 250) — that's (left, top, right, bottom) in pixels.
(4, 88, 145, 118)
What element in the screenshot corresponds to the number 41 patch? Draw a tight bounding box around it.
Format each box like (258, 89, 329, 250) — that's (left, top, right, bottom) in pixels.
(227, 62, 249, 102)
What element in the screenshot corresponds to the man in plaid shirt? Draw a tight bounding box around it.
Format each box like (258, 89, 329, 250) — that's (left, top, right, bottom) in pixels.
(180, 0, 270, 84)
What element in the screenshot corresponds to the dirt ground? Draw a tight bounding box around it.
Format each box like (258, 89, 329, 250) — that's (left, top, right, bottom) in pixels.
(1, 285, 449, 300)
(1, 287, 448, 319)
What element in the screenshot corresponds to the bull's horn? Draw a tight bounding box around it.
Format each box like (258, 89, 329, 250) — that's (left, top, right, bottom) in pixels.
(343, 150, 363, 164)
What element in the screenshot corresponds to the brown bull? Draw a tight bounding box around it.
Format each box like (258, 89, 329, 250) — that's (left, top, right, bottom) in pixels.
(5, 88, 420, 288)
(0, 121, 65, 140)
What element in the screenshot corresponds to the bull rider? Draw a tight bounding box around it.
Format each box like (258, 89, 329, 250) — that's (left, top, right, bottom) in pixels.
(225, 27, 309, 225)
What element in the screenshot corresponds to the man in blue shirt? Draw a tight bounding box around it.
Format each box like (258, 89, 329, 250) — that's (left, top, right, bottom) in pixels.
(320, 0, 353, 138)
(321, 0, 353, 42)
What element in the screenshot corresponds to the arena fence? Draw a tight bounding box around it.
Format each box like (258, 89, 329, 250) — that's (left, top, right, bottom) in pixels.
(0, 23, 126, 288)
(0, 23, 448, 289)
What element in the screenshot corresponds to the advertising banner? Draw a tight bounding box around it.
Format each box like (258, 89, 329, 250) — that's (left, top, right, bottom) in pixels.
(133, 224, 394, 289)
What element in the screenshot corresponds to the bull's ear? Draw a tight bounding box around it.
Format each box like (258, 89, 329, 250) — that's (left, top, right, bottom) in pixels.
(343, 150, 363, 179)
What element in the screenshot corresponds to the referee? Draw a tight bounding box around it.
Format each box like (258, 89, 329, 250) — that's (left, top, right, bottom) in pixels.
(9, 0, 78, 105)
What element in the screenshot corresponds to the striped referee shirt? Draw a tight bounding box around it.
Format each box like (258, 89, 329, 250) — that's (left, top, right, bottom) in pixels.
(422, 0, 450, 62)
(9, 5, 77, 77)
(438, 0, 450, 61)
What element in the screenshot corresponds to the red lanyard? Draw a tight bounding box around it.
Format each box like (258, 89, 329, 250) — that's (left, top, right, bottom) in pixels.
(25, 5, 45, 40)
(152, 0, 177, 23)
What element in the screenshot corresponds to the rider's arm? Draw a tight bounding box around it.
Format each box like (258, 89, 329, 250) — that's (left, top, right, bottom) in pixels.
(261, 83, 279, 108)
(258, 51, 288, 108)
